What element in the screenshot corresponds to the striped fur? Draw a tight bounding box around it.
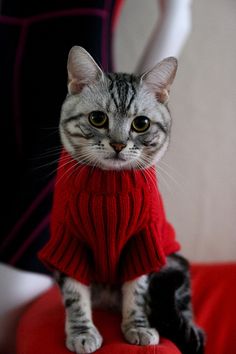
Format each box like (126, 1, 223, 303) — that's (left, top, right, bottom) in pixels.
(121, 275, 159, 345)
(57, 254, 205, 354)
(148, 254, 205, 354)
(60, 69, 171, 171)
(55, 47, 204, 354)
(57, 273, 103, 353)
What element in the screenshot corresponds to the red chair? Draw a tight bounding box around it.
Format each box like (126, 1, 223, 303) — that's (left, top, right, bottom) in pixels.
(16, 263, 236, 354)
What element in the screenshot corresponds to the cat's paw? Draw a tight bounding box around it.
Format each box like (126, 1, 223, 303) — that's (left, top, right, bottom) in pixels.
(66, 326, 103, 354)
(124, 327, 160, 346)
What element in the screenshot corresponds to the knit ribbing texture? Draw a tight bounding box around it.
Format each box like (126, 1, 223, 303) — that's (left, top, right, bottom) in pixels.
(39, 150, 180, 284)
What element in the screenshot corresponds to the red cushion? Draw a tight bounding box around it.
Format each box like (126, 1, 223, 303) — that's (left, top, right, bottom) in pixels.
(191, 263, 236, 354)
(16, 287, 180, 354)
(17, 263, 236, 354)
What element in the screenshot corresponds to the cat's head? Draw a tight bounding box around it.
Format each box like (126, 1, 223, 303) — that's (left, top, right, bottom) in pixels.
(60, 46, 177, 170)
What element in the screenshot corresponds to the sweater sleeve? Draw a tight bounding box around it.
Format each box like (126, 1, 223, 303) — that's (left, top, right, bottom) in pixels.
(38, 222, 92, 285)
(120, 219, 180, 283)
(162, 221, 180, 256)
(154, 190, 181, 256)
(120, 223, 168, 283)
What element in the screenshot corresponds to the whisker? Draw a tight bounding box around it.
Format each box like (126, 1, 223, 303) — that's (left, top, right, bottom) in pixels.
(30, 146, 63, 160)
(155, 169, 172, 193)
(32, 156, 65, 170)
(159, 159, 187, 185)
(43, 154, 74, 179)
(55, 149, 100, 186)
(55, 159, 81, 186)
(135, 158, 158, 191)
(139, 155, 172, 193)
(156, 163, 184, 193)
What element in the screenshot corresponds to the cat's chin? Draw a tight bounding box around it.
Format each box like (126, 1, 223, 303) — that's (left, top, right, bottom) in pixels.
(99, 158, 133, 171)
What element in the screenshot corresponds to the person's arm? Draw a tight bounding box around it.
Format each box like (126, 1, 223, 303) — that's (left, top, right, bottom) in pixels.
(135, 0, 192, 74)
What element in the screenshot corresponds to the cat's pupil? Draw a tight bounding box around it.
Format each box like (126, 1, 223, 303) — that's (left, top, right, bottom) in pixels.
(132, 116, 150, 133)
(88, 111, 108, 128)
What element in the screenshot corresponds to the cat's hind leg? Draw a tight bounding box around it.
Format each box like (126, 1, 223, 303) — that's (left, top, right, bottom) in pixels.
(57, 273, 103, 354)
(148, 254, 205, 354)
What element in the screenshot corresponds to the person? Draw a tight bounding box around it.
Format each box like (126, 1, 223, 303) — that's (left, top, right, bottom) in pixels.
(136, 0, 192, 73)
(0, 0, 192, 352)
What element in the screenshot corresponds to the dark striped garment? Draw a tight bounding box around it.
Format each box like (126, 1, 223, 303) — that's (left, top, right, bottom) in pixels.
(0, 0, 122, 272)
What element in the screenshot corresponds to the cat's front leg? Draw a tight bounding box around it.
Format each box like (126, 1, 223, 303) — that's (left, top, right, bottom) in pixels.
(57, 273, 103, 354)
(121, 275, 160, 346)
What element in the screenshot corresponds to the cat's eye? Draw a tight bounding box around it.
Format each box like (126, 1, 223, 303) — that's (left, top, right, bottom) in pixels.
(88, 111, 108, 128)
(132, 116, 150, 133)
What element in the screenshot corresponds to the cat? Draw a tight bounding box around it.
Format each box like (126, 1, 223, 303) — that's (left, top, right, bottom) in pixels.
(39, 46, 205, 354)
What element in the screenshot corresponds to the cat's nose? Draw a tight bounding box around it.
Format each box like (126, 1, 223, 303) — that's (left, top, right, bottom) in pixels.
(110, 142, 126, 153)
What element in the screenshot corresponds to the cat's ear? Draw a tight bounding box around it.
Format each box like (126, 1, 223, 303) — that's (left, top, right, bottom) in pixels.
(67, 46, 104, 94)
(141, 57, 178, 104)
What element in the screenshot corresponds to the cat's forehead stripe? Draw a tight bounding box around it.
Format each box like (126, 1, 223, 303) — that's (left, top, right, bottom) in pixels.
(107, 73, 137, 116)
(107, 74, 119, 110)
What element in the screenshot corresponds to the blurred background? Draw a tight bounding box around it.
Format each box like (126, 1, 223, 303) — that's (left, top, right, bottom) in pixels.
(0, 0, 236, 352)
(115, 0, 236, 262)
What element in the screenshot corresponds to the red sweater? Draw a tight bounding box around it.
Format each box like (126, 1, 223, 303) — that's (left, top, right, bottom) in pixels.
(39, 150, 180, 285)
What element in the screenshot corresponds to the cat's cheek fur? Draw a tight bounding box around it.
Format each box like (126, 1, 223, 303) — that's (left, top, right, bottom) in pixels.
(60, 128, 75, 156)
(148, 138, 170, 165)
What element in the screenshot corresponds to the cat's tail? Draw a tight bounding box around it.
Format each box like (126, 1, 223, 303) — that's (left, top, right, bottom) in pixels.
(148, 253, 205, 354)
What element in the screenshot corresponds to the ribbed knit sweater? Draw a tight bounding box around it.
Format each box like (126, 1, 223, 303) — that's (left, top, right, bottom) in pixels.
(39, 150, 180, 285)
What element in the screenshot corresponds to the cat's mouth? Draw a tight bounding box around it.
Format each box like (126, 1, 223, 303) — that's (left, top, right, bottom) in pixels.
(101, 153, 132, 170)
(104, 154, 126, 162)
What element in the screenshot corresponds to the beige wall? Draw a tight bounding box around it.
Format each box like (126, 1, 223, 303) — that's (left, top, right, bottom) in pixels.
(115, 0, 236, 262)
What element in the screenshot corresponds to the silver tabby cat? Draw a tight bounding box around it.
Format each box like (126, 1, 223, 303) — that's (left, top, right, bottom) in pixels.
(58, 46, 177, 354)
